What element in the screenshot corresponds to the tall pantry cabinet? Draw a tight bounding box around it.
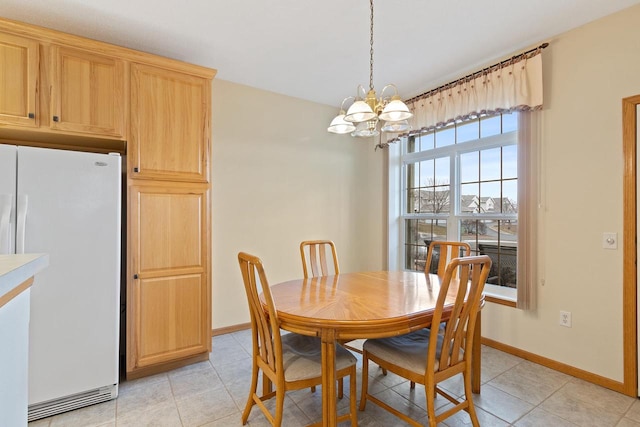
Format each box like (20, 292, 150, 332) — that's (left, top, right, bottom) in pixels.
(127, 63, 212, 377)
(0, 17, 216, 379)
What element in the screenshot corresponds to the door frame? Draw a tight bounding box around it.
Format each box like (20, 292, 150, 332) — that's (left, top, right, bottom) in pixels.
(622, 94, 640, 396)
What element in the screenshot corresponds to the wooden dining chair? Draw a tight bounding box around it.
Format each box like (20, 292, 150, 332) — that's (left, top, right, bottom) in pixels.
(300, 240, 340, 278)
(359, 255, 492, 427)
(425, 241, 471, 278)
(237, 252, 358, 427)
(299, 240, 371, 359)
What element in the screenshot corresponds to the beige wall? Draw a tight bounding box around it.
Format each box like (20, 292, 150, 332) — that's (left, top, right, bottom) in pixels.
(483, 4, 640, 382)
(211, 2, 640, 384)
(211, 80, 385, 329)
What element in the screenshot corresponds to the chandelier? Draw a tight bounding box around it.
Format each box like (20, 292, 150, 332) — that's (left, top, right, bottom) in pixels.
(327, 0, 413, 145)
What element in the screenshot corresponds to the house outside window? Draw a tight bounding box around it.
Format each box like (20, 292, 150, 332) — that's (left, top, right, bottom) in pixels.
(397, 112, 518, 289)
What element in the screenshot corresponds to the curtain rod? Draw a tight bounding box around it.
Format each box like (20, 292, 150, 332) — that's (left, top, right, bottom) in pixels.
(404, 42, 549, 105)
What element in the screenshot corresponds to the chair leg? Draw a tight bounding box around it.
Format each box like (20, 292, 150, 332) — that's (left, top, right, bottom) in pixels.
(425, 379, 438, 427)
(338, 378, 344, 399)
(274, 387, 286, 427)
(311, 385, 316, 393)
(242, 359, 259, 424)
(463, 369, 480, 427)
(410, 381, 415, 389)
(359, 352, 370, 411)
(262, 371, 272, 395)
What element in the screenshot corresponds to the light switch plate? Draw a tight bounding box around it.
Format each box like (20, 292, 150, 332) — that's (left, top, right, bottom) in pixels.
(603, 232, 617, 250)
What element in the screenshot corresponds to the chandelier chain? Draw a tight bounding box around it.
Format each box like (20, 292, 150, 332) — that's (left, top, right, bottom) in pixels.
(327, 0, 412, 144)
(369, 0, 374, 91)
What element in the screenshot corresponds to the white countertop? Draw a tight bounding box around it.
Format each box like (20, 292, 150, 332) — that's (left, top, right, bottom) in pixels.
(0, 254, 49, 302)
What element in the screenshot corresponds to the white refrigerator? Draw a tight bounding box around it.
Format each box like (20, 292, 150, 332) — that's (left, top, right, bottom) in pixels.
(0, 145, 121, 421)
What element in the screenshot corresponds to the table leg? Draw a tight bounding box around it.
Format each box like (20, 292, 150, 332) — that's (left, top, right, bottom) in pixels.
(320, 329, 337, 427)
(472, 312, 481, 393)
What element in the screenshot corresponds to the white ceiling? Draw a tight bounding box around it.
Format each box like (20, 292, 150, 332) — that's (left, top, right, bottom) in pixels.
(2, 0, 639, 107)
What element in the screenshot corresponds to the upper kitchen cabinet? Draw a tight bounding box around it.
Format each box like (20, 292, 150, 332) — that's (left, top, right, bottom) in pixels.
(0, 18, 215, 149)
(49, 46, 125, 138)
(130, 63, 211, 182)
(0, 32, 38, 128)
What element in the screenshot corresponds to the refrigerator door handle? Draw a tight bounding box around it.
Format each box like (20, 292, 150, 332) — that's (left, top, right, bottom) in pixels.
(0, 194, 12, 255)
(16, 194, 28, 254)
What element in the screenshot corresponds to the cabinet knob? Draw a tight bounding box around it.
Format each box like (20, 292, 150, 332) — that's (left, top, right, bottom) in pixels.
(28, 113, 35, 119)
(134, 274, 139, 279)
(133, 167, 139, 173)
(52, 116, 59, 122)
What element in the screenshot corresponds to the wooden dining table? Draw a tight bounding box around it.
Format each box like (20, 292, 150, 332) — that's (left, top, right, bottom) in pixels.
(268, 270, 483, 427)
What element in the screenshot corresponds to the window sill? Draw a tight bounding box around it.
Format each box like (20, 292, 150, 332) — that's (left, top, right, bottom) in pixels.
(484, 284, 517, 308)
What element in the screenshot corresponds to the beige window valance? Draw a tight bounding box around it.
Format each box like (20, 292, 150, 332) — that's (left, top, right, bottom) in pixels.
(401, 49, 544, 136)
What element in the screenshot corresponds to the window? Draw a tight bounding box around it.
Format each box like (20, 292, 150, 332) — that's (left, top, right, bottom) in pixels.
(395, 112, 519, 295)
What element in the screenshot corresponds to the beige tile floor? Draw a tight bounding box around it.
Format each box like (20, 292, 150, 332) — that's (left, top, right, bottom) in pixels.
(28, 330, 640, 426)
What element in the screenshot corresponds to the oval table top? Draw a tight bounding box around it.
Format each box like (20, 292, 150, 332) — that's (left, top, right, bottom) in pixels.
(268, 270, 458, 340)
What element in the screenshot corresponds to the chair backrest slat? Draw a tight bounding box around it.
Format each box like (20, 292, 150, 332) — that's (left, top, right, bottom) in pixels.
(300, 240, 339, 278)
(429, 255, 491, 373)
(425, 241, 471, 278)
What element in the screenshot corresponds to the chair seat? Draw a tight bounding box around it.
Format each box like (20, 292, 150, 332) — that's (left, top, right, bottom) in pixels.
(363, 329, 461, 375)
(282, 333, 356, 382)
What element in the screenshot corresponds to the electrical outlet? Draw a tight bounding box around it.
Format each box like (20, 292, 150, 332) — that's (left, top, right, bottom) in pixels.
(559, 311, 572, 327)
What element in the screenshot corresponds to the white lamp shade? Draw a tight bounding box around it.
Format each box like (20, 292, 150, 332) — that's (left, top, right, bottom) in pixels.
(344, 100, 377, 123)
(328, 114, 356, 134)
(378, 99, 413, 122)
(381, 119, 411, 133)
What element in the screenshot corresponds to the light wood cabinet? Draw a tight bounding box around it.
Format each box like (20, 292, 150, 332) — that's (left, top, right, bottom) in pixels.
(0, 17, 215, 380)
(130, 63, 210, 182)
(0, 32, 38, 127)
(127, 184, 211, 372)
(127, 61, 212, 378)
(50, 46, 125, 138)
(0, 31, 126, 139)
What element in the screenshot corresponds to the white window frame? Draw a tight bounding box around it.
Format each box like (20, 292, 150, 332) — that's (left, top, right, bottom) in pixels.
(388, 125, 518, 303)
